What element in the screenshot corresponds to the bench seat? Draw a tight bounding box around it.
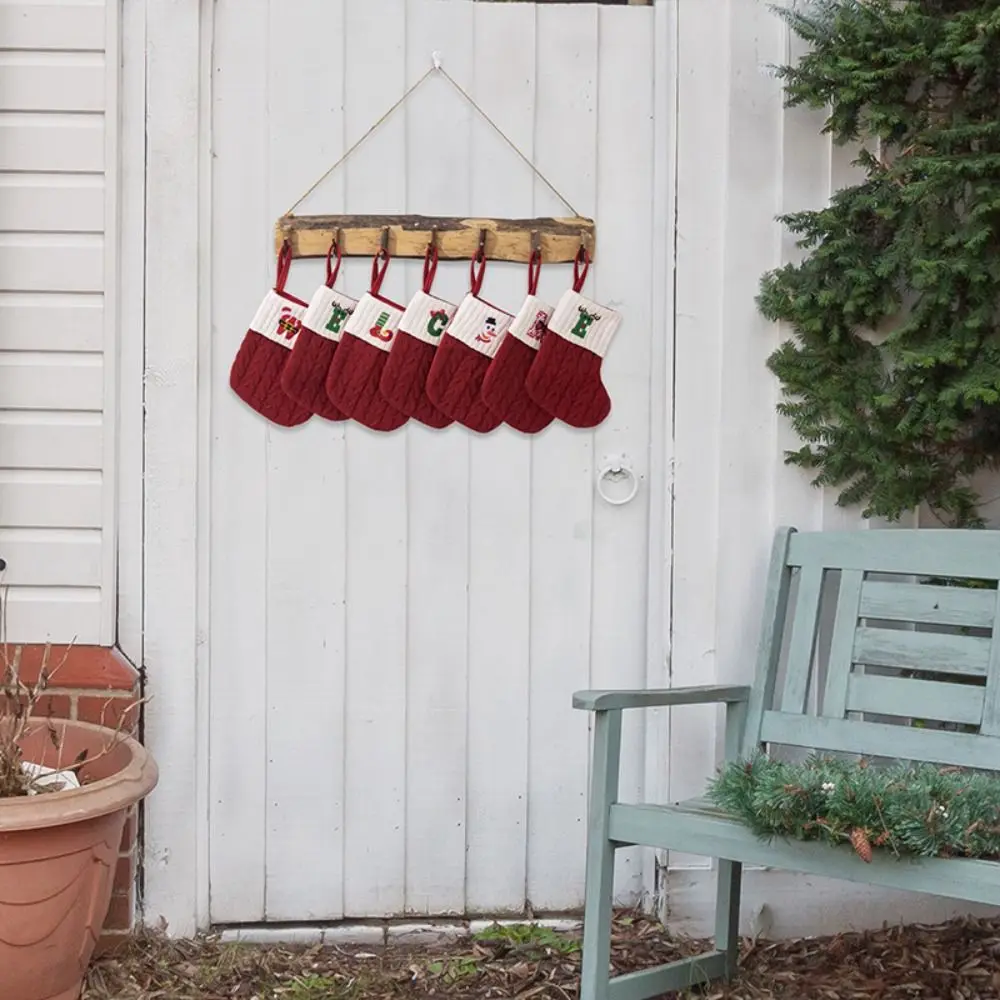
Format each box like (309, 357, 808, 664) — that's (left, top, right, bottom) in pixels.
(575, 527, 1000, 1000)
(613, 797, 1000, 907)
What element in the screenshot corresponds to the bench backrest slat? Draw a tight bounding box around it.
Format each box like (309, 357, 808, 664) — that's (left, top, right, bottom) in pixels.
(744, 527, 1000, 767)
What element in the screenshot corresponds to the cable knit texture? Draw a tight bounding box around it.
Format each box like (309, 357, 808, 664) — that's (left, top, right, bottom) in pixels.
(482, 293, 554, 434)
(379, 290, 455, 428)
(524, 289, 620, 429)
(280, 327, 346, 420)
(229, 289, 312, 427)
(325, 292, 408, 432)
(425, 293, 512, 434)
(280, 284, 358, 421)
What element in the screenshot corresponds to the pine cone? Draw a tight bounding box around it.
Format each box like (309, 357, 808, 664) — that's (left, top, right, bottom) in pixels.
(850, 827, 873, 863)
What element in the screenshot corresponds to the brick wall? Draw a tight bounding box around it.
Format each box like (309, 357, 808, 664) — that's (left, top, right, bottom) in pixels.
(16, 645, 141, 955)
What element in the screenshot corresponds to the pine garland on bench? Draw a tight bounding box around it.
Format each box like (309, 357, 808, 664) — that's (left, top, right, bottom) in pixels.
(708, 753, 1000, 864)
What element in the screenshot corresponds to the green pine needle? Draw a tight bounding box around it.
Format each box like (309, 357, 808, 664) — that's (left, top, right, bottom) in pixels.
(708, 753, 1000, 860)
(761, 0, 1000, 526)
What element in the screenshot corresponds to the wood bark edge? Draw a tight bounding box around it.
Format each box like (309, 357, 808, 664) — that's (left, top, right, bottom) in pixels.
(275, 215, 596, 264)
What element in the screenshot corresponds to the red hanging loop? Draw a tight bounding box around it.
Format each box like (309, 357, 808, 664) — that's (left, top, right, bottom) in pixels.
(422, 242, 439, 294)
(325, 238, 343, 288)
(527, 248, 542, 297)
(275, 239, 294, 292)
(370, 248, 391, 295)
(572, 244, 590, 293)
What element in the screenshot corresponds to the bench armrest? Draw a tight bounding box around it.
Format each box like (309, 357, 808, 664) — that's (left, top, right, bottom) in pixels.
(572, 685, 751, 712)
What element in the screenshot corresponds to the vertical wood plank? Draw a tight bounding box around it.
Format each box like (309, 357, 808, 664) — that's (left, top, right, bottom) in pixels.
(402, 3, 473, 917)
(342, 0, 409, 919)
(643, 0, 678, 908)
(772, 13, 829, 535)
(668, 0, 729, 873)
(976, 587, 1000, 736)
(116, 0, 145, 667)
(741, 527, 795, 755)
(206, 0, 269, 925)
(142, 0, 204, 938)
(527, 1, 599, 912)
(99, 0, 119, 644)
(263, 0, 349, 922)
(590, 3, 655, 906)
(713, 0, 787, 722)
(780, 565, 825, 714)
(464, 0, 536, 916)
(821, 570, 865, 719)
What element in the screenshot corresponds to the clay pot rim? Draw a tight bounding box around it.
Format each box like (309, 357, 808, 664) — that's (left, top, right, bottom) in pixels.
(0, 718, 158, 832)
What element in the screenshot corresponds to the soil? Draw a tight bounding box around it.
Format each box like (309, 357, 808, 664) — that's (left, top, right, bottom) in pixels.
(82, 913, 1000, 999)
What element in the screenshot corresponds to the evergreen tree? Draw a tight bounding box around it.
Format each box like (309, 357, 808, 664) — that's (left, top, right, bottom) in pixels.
(759, 0, 1000, 526)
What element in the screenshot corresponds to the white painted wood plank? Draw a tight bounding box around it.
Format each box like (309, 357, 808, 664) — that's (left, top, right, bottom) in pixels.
(0, 472, 101, 528)
(527, 2, 599, 912)
(97, 0, 119, 645)
(463, 0, 535, 917)
(0, 237, 103, 293)
(667, 0, 730, 872)
(643, 0, 678, 905)
(1, 585, 101, 644)
(112, 0, 145, 666)
(402, 1, 472, 918)
(0, 528, 101, 585)
(0, 411, 100, 469)
(0, 4, 106, 50)
(0, 353, 102, 410)
(772, 19, 828, 534)
(0, 55, 105, 112)
(341, 0, 409, 920)
(590, 4, 655, 906)
(262, 0, 348, 924)
(0, 294, 103, 351)
(0, 176, 104, 232)
(207, 0, 269, 926)
(0, 114, 104, 172)
(138, 0, 204, 940)
(712, 1, 785, 697)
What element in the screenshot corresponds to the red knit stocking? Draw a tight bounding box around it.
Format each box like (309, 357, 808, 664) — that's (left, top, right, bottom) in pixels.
(280, 241, 356, 421)
(425, 253, 511, 434)
(525, 251, 621, 429)
(481, 254, 554, 434)
(324, 249, 408, 432)
(229, 242, 312, 427)
(379, 245, 454, 428)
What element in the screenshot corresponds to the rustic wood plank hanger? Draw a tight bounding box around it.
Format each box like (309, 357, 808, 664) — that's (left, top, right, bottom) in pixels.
(277, 53, 595, 265)
(276, 214, 595, 265)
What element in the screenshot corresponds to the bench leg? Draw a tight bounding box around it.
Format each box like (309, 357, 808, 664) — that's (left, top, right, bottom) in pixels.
(715, 859, 742, 979)
(580, 709, 622, 1000)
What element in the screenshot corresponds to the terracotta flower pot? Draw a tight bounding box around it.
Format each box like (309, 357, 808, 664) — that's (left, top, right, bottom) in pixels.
(0, 719, 158, 1000)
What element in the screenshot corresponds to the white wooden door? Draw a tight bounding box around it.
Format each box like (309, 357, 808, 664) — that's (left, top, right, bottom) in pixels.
(207, 0, 669, 923)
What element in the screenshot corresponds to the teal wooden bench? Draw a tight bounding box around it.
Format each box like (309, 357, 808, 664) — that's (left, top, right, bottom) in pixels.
(574, 526, 1000, 1000)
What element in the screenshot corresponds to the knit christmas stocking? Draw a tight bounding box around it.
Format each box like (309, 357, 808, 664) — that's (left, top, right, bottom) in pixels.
(379, 245, 454, 429)
(280, 241, 357, 421)
(525, 251, 621, 429)
(425, 254, 512, 434)
(481, 253, 555, 434)
(229, 242, 313, 427)
(325, 249, 408, 432)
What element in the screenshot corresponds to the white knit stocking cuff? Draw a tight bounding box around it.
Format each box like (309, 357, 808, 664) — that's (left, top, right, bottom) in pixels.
(548, 290, 621, 358)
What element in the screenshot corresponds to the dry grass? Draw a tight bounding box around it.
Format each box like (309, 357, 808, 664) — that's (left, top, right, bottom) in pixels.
(83, 913, 1000, 999)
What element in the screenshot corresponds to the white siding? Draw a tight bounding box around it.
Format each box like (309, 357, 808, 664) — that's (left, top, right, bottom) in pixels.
(207, 0, 663, 923)
(0, 0, 116, 643)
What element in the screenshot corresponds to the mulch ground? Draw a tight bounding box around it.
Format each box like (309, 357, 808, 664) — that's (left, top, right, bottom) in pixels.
(83, 913, 1000, 999)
